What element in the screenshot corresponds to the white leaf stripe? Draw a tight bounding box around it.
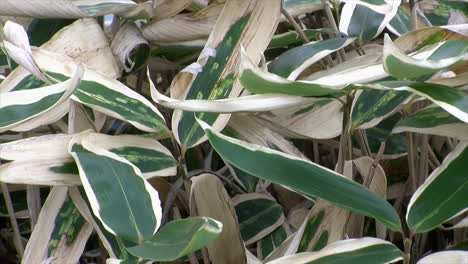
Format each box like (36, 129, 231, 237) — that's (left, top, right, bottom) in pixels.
(383, 34, 468, 71)
(266, 237, 402, 264)
(69, 135, 162, 241)
(149, 70, 322, 113)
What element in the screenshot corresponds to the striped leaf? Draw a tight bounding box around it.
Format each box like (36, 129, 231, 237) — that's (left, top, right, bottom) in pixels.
(3, 39, 167, 133)
(339, 0, 400, 41)
(304, 54, 387, 88)
(0, 131, 177, 183)
(22, 187, 92, 264)
(266, 237, 403, 264)
(69, 137, 162, 243)
(0, 66, 82, 133)
(239, 50, 343, 97)
(351, 89, 411, 130)
(363, 81, 468, 123)
(232, 193, 285, 245)
(393, 106, 468, 140)
(83, 133, 177, 178)
(150, 72, 322, 113)
(68, 187, 139, 262)
(268, 29, 318, 49)
(172, 0, 280, 151)
(387, 5, 412, 36)
(259, 226, 287, 259)
(126, 217, 222, 261)
(0, 158, 79, 185)
(198, 119, 402, 231)
(383, 35, 468, 81)
(267, 38, 354, 80)
(406, 142, 468, 233)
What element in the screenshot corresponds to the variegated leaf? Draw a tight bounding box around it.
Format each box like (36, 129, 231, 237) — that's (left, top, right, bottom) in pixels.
(171, 0, 280, 152)
(69, 136, 162, 243)
(266, 237, 403, 264)
(198, 119, 401, 231)
(126, 217, 222, 261)
(339, 0, 400, 41)
(383, 34, 468, 81)
(239, 49, 343, 97)
(232, 193, 284, 245)
(267, 38, 355, 80)
(393, 105, 468, 140)
(407, 141, 468, 233)
(22, 187, 92, 264)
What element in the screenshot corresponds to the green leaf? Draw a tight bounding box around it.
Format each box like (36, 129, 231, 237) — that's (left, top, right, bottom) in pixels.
(268, 29, 317, 49)
(83, 133, 177, 178)
(239, 50, 342, 97)
(0, 66, 82, 132)
(339, 0, 399, 41)
(260, 226, 287, 258)
(233, 194, 284, 245)
(387, 5, 412, 36)
(393, 106, 468, 140)
(363, 81, 468, 123)
(126, 217, 222, 261)
(268, 38, 354, 79)
(173, 0, 281, 151)
(69, 139, 162, 243)
(351, 89, 411, 130)
(422, 0, 468, 26)
(383, 35, 468, 81)
(267, 237, 403, 264)
(198, 119, 402, 231)
(407, 142, 468, 233)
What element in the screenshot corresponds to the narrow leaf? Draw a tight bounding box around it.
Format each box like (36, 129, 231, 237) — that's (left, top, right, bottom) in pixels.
(407, 141, 468, 233)
(198, 119, 401, 231)
(351, 89, 411, 130)
(383, 34, 468, 81)
(0, 66, 82, 132)
(150, 72, 321, 113)
(266, 237, 403, 264)
(267, 38, 354, 80)
(393, 106, 468, 140)
(366, 81, 468, 123)
(172, 0, 280, 151)
(239, 49, 342, 97)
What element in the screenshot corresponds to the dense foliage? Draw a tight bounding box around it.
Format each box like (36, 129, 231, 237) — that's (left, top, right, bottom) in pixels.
(0, 0, 467, 264)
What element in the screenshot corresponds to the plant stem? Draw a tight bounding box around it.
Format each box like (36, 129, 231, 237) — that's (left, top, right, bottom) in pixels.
(336, 93, 353, 174)
(281, 5, 310, 44)
(1, 180, 24, 258)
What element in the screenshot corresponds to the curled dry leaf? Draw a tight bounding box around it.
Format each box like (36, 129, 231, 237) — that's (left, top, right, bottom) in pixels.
(190, 173, 246, 264)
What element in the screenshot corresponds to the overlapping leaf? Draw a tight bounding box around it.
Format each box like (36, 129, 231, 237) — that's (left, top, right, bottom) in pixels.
(69, 136, 162, 243)
(198, 119, 401, 231)
(383, 34, 468, 81)
(232, 193, 284, 245)
(239, 49, 342, 97)
(126, 217, 222, 261)
(267, 38, 354, 80)
(393, 106, 468, 140)
(171, 0, 280, 151)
